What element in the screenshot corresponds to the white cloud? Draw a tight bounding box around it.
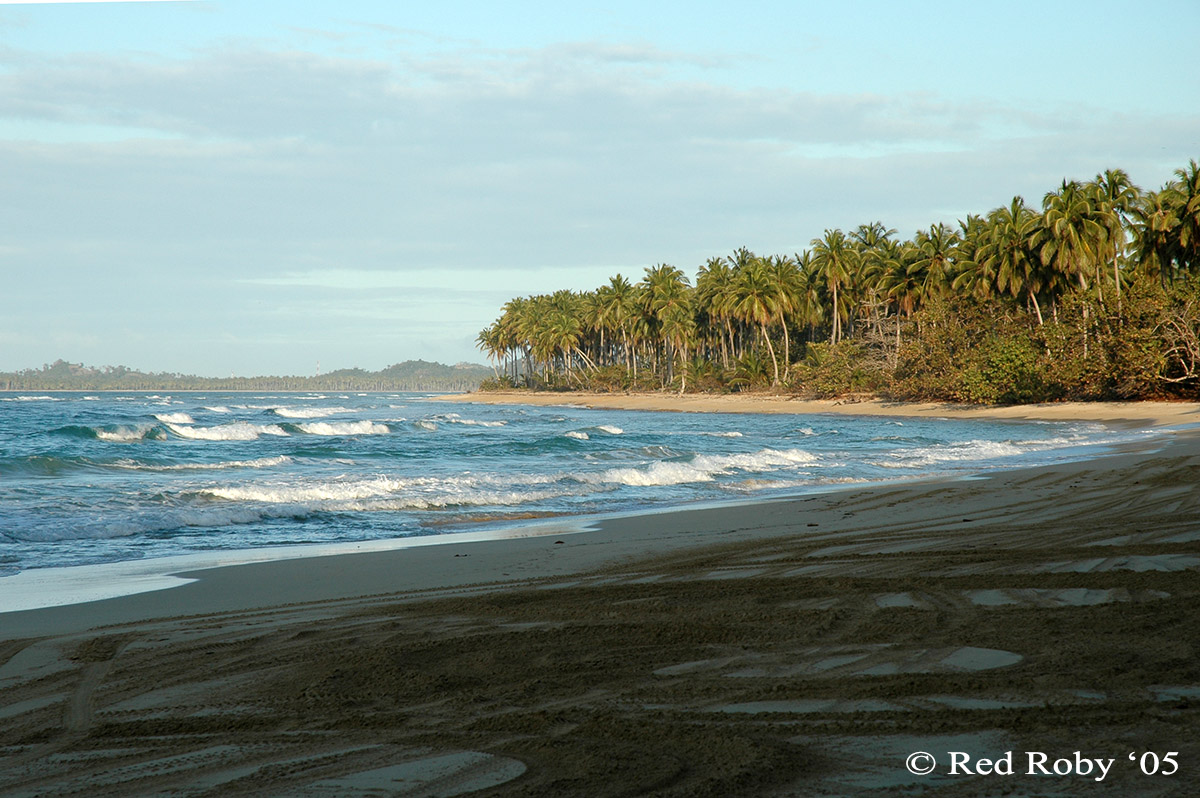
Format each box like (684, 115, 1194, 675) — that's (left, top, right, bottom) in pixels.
(3, 35, 1197, 372)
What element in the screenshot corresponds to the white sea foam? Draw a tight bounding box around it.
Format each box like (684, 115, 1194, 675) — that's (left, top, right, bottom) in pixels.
(203, 473, 568, 511)
(166, 422, 289, 441)
(96, 426, 155, 443)
(207, 478, 406, 504)
(878, 439, 1029, 468)
(597, 425, 623, 435)
(703, 431, 743, 437)
(296, 420, 390, 436)
(154, 412, 195, 425)
(204, 406, 233, 413)
(113, 455, 292, 472)
(271, 406, 354, 419)
(415, 420, 438, 431)
(565, 431, 590, 440)
(431, 413, 506, 427)
(589, 447, 817, 487)
(593, 461, 717, 486)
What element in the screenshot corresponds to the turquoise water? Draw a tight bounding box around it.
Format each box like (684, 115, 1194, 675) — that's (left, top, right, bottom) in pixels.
(0, 392, 1151, 576)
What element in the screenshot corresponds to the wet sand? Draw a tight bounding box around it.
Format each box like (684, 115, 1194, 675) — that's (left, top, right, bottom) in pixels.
(2, 403, 1199, 795)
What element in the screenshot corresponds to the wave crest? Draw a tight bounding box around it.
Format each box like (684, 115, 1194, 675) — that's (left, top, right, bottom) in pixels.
(166, 422, 289, 441)
(154, 412, 195, 425)
(588, 447, 817, 487)
(295, 421, 390, 436)
(270, 406, 354, 419)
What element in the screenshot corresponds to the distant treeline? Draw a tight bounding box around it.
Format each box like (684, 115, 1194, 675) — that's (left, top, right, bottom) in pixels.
(478, 161, 1200, 403)
(0, 360, 491, 392)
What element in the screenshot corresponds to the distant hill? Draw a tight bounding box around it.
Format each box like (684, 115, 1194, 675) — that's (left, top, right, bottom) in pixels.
(0, 359, 490, 392)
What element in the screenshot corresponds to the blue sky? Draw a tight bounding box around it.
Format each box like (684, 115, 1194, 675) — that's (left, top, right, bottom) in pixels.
(2, 0, 1198, 376)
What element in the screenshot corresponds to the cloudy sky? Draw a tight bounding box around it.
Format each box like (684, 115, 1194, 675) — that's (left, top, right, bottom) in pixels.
(2, 0, 1197, 376)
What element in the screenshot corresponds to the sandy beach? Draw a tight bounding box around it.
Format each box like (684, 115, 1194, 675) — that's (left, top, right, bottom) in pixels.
(442, 390, 1200, 427)
(2, 398, 1199, 796)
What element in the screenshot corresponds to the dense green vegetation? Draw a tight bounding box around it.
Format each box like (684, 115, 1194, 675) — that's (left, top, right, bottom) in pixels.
(478, 162, 1200, 403)
(0, 359, 491, 392)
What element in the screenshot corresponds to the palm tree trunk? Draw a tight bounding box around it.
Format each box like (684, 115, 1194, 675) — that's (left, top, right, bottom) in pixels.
(894, 313, 901, 367)
(1113, 258, 1122, 317)
(830, 282, 841, 345)
(678, 343, 688, 395)
(779, 313, 791, 374)
(721, 318, 732, 369)
(1080, 273, 1089, 360)
(762, 323, 780, 386)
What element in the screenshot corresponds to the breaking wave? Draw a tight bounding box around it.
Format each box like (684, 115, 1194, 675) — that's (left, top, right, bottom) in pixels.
(586, 447, 818, 487)
(166, 422, 289, 441)
(294, 420, 391, 436)
(53, 424, 166, 443)
(154, 412, 195, 425)
(430, 413, 507, 428)
(112, 455, 293, 472)
(875, 437, 1064, 468)
(270, 406, 354, 419)
(201, 473, 569, 511)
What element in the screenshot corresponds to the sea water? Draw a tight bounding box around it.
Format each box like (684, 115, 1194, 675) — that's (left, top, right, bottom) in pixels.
(0, 392, 1153, 579)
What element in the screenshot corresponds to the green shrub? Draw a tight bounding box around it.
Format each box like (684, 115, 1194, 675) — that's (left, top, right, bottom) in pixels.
(792, 341, 887, 398)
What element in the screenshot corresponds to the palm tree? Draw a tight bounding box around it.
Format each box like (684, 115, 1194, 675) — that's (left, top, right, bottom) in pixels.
(876, 240, 922, 359)
(810, 229, 857, 345)
(660, 298, 697, 393)
(950, 214, 987, 298)
(1167, 159, 1200, 272)
(1035, 179, 1107, 357)
(497, 296, 535, 384)
(593, 274, 638, 371)
(910, 222, 959, 301)
(730, 258, 783, 385)
(793, 249, 824, 343)
(765, 254, 802, 370)
(695, 257, 738, 368)
(1091, 168, 1141, 310)
(851, 222, 898, 343)
(1131, 188, 1181, 284)
(476, 323, 504, 381)
(977, 197, 1045, 324)
(640, 264, 692, 386)
(1037, 179, 1106, 293)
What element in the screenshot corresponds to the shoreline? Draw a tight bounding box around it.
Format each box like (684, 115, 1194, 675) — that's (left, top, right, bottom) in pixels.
(1, 399, 1179, 617)
(1, 394, 1189, 619)
(3, 422, 1196, 638)
(3, 410, 1199, 793)
(439, 390, 1200, 427)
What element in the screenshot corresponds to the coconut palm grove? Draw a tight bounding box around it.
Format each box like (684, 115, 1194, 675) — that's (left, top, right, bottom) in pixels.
(477, 162, 1200, 403)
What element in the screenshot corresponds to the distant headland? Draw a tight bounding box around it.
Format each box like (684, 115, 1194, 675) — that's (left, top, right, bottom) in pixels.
(0, 359, 491, 392)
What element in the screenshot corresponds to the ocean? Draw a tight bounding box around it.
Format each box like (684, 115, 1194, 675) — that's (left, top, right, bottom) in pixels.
(0, 392, 1152, 583)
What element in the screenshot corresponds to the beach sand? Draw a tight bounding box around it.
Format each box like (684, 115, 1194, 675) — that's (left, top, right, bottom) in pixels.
(2, 398, 1199, 796)
(441, 390, 1200, 427)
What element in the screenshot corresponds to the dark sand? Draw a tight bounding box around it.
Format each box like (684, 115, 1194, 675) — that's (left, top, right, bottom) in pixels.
(2, 405, 1198, 796)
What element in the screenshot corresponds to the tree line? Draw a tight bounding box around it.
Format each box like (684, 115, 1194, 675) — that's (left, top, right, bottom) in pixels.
(1, 359, 492, 392)
(478, 161, 1200, 403)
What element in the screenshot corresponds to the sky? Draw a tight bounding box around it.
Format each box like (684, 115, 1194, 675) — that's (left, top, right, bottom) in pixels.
(1, 0, 1197, 377)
